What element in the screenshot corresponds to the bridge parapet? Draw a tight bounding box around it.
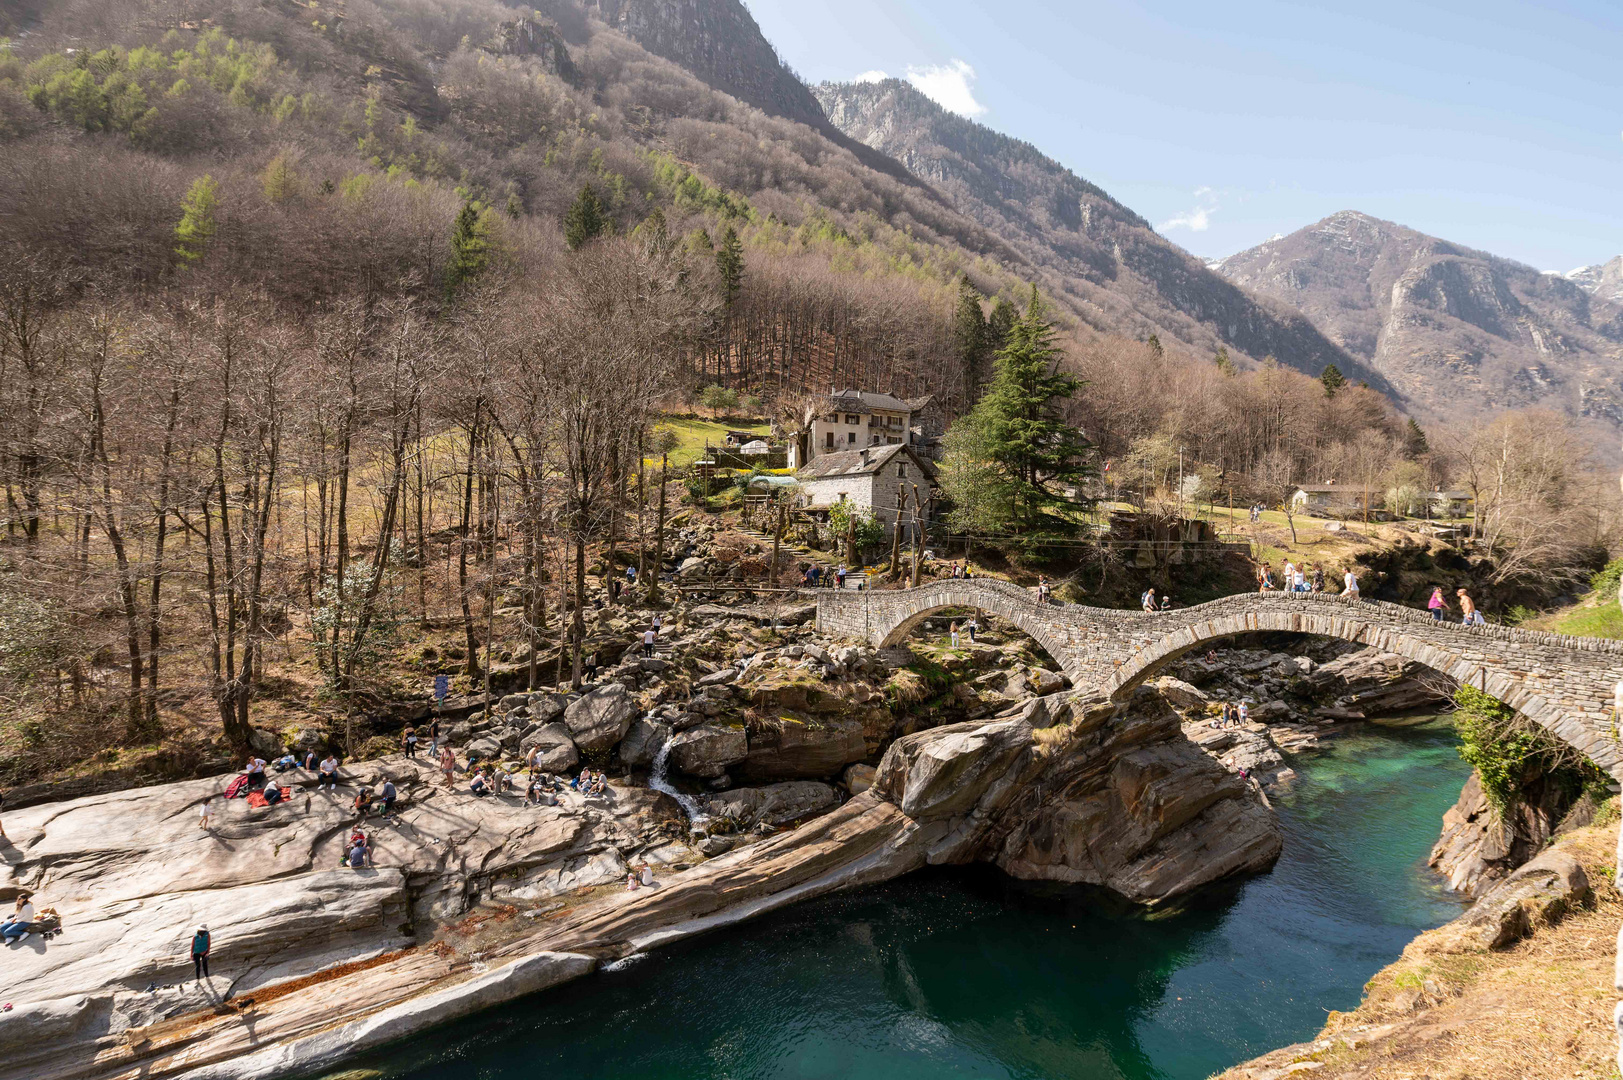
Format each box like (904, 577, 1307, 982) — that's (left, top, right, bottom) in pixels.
(816, 584, 1623, 781)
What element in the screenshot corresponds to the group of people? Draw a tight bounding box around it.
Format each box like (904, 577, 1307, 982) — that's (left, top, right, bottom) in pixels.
(573, 768, 609, 797)
(1257, 561, 1360, 598)
(947, 617, 980, 647)
(1211, 701, 1250, 728)
(1428, 586, 1487, 626)
(1141, 588, 1175, 612)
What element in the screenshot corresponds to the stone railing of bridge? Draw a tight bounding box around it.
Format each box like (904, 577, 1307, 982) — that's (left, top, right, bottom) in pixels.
(816, 581, 1623, 781)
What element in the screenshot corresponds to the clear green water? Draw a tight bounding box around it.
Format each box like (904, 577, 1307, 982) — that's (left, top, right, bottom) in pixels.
(356, 719, 1469, 1080)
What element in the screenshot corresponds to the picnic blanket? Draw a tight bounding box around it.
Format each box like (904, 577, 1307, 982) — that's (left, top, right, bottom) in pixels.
(245, 790, 269, 809)
(224, 774, 251, 798)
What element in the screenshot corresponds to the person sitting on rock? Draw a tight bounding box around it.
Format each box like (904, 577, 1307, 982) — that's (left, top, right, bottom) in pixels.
(273, 753, 298, 773)
(626, 871, 641, 891)
(302, 749, 318, 771)
(245, 756, 268, 790)
(262, 780, 283, 806)
(346, 837, 371, 868)
(318, 754, 339, 790)
(0, 894, 34, 944)
(470, 771, 491, 797)
(352, 788, 374, 816)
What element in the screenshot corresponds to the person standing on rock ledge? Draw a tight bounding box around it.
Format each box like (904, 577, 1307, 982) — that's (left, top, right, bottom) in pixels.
(191, 926, 210, 981)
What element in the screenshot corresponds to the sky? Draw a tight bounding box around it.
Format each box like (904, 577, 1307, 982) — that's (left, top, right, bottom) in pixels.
(745, 0, 1623, 272)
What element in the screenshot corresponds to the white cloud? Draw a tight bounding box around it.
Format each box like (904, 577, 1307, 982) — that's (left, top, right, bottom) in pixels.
(853, 70, 890, 83)
(1159, 189, 1220, 233)
(905, 59, 987, 118)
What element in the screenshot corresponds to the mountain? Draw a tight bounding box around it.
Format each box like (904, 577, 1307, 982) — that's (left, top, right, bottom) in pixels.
(1215, 211, 1623, 437)
(1565, 256, 1623, 305)
(812, 78, 1384, 389)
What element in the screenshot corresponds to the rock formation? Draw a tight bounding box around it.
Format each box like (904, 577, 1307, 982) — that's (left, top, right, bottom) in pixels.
(0, 679, 1277, 1080)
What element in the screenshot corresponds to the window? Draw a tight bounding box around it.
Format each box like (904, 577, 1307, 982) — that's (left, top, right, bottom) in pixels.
(886, 437, 900, 445)
(847, 432, 856, 445)
(846, 414, 860, 425)
(824, 431, 834, 449)
(897, 464, 907, 478)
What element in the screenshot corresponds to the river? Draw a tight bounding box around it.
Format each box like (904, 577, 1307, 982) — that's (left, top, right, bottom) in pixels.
(349, 717, 1470, 1080)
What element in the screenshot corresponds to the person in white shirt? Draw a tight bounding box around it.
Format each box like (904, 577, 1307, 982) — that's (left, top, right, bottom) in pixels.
(1, 895, 34, 943)
(1343, 570, 1360, 598)
(642, 628, 656, 658)
(198, 797, 214, 831)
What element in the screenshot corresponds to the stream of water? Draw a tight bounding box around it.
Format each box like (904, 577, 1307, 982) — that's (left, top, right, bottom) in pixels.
(351, 718, 1469, 1080)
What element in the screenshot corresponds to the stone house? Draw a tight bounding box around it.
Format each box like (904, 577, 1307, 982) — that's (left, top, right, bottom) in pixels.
(795, 443, 938, 540)
(1291, 484, 1384, 517)
(787, 390, 934, 469)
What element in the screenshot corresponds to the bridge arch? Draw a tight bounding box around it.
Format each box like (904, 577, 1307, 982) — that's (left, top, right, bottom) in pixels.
(816, 583, 1623, 782)
(868, 582, 1080, 671)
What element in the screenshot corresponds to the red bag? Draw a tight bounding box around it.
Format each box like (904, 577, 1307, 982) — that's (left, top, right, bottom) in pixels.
(225, 774, 250, 798)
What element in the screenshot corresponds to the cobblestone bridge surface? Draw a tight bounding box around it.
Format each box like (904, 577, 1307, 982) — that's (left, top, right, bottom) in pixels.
(817, 581, 1623, 781)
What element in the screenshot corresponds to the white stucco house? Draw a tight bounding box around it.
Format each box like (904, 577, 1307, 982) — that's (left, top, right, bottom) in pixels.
(795, 443, 938, 540)
(786, 391, 934, 469)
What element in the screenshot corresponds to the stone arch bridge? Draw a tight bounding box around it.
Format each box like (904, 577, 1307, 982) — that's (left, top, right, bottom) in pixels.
(817, 581, 1623, 781)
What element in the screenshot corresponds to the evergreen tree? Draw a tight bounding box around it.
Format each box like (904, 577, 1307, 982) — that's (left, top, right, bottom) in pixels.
(1146, 333, 1163, 358)
(985, 296, 1017, 354)
(1213, 346, 1234, 375)
(1403, 418, 1430, 459)
(952, 275, 989, 405)
(446, 198, 492, 296)
(563, 185, 607, 250)
(174, 173, 219, 264)
(715, 225, 744, 309)
(261, 156, 300, 204)
(941, 286, 1095, 541)
(1320, 363, 1348, 397)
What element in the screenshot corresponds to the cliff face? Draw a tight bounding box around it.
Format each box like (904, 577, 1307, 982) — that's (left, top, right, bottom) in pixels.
(1215, 211, 1623, 437)
(583, 0, 825, 128)
(813, 78, 1386, 388)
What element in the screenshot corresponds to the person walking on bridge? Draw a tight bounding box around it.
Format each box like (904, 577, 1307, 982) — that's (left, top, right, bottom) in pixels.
(1428, 587, 1447, 621)
(1458, 588, 1485, 626)
(1343, 569, 1360, 599)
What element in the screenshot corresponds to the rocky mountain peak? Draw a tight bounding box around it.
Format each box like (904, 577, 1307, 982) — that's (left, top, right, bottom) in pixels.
(1564, 255, 1623, 304)
(1217, 216, 1623, 438)
(581, 0, 826, 128)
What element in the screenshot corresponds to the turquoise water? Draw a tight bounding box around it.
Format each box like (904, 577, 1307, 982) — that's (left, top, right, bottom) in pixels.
(355, 719, 1469, 1080)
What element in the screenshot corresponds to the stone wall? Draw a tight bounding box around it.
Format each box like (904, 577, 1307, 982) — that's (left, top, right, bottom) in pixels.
(818, 583, 1623, 781)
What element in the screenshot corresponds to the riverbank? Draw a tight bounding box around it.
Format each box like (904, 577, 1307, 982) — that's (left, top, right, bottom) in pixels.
(1215, 808, 1617, 1080)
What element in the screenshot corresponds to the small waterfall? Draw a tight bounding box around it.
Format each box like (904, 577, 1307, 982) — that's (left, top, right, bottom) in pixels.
(647, 713, 705, 826)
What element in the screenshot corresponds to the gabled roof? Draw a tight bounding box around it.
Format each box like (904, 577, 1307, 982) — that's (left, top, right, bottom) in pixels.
(826, 390, 914, 414)
(796, 443, 938, 481)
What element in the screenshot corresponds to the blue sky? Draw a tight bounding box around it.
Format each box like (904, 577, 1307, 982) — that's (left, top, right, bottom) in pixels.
(746, 0, 1623, 272)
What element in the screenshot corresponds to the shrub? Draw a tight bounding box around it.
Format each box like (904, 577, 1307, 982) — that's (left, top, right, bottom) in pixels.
(1452, 684, 1604, 818)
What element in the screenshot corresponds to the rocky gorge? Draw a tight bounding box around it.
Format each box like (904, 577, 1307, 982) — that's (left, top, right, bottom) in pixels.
(0, 590, 1578, 1080)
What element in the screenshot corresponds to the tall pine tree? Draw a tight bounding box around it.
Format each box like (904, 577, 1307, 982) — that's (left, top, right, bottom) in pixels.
(942, 286, 1094, 542)
(1320, 363, 1348, 397)
(952, 275, 989, 406)
(563, 185, 607, 250)
(985, 296, 1017, 355)
(446, 198, 492, 296)
(715, 225, 744, 309)
(174, 174, 219, 264)
(1403, 418, 1430, 459)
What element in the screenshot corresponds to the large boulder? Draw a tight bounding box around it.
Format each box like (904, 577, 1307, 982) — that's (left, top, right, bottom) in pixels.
(528, 693, 567, 724)
(619, 715, 671, 769)
(736, 716, 867, 781)
(1430, 846, 1590, 951)
(1151, 676, 1208, 712)
(519, 723, 579, 773)
(464, 736, 504, 763)
(563, 684, 637, 752)
(670, 723, 748, 778)
(702, 781, 839, 827)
